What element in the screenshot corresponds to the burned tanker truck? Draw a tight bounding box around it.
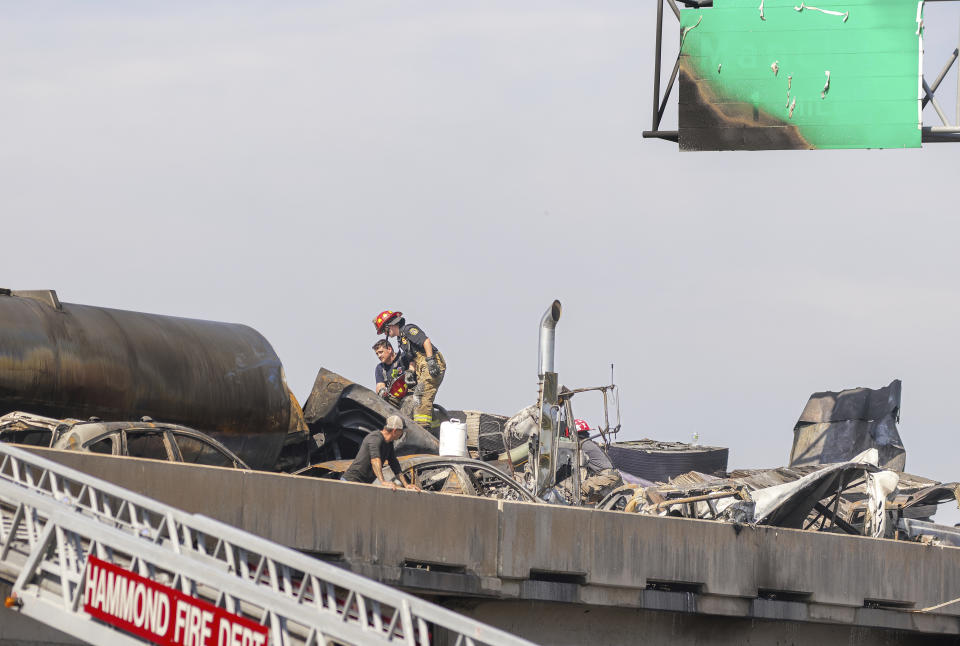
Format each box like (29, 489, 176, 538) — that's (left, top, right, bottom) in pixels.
(0, 289, 306, 470)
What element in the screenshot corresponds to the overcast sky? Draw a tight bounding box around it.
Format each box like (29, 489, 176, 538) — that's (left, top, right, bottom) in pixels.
(4, 2, 960, 493)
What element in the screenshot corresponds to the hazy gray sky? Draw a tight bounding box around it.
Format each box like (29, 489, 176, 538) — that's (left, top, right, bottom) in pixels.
(4, 2, 960, 491)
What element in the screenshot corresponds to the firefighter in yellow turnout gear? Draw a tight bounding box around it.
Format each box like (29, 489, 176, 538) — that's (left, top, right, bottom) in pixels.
(373, 310, 446, 430)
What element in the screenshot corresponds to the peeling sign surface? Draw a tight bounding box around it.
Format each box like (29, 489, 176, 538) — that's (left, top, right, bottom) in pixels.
(679, 0, 923, 150)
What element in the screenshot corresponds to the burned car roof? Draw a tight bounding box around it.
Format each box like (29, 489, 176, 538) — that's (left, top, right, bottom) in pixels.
(53, 421, 250, 469)
(0, 411, 250, 470)
(0, 411, 80, 446)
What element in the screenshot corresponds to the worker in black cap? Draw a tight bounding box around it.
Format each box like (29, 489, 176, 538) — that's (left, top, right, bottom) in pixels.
(342, 415, 421, 491)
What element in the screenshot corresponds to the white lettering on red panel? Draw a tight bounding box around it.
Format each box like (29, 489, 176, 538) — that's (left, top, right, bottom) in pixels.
(83, 555, 269, 646)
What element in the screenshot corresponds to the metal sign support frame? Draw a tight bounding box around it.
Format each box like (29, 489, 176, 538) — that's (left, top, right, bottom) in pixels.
(643, 0, 960, 145)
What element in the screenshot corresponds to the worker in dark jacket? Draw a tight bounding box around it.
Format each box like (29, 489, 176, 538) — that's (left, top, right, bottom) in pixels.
(373, 310, 446, 429)
(575, 419, 623, 503)
(372, 339, 409, 398)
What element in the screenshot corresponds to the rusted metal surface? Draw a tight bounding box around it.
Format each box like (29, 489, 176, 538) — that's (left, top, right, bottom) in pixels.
(652, 490, 744, 510)
(294, 454, 538, 502)
(0, 290, 304, 470)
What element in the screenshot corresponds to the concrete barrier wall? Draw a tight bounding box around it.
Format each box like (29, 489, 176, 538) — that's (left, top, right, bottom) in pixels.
(499, 497, 960, 614)
(26, 448, 960, 626)
(28, 449, 499, 577)
(441, 600, 960, 646)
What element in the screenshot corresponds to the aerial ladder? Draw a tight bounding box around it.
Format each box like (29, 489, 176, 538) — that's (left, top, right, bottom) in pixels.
(0, 443, 536, 646)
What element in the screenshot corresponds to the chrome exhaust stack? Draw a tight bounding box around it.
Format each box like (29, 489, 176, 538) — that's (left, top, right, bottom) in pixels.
(537, 300, 562, 378)
(531, 300, 563, 496)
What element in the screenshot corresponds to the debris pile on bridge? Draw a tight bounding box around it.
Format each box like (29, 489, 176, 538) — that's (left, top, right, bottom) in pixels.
(589, 380, 960, 546)
(1, 290, 956, 549)
(280, 355, 960, 547)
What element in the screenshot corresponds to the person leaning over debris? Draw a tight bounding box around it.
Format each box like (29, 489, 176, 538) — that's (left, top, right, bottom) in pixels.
(342, 415, 421, 491)
(373, 339, 409, 398)
(372, 310, 446, 430)
(575, 419, 623, 504)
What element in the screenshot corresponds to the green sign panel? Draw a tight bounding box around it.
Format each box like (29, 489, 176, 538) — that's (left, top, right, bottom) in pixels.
(679, 0, 923, 150)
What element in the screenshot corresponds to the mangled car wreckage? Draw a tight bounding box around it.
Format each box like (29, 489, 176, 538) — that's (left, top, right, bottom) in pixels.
(595, 380, 960, 546)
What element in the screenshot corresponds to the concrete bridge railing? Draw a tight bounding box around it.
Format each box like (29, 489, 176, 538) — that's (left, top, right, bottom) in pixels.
(18, 447, 960, 645)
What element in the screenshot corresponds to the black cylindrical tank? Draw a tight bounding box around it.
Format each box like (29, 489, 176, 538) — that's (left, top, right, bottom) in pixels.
(607, 440, 729, 483)
(0, 290, 304, 470)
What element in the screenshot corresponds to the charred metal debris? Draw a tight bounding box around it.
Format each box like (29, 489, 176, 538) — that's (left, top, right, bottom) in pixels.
(0, 290, 957, 546)
(277, 300, 960, 547)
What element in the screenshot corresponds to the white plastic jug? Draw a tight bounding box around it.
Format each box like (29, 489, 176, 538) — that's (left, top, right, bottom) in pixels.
(439, 418, 468, 457)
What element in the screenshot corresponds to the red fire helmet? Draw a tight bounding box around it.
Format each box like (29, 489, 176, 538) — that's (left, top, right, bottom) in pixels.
(373, 310, 403, 334)
(574, 419, 591, 433)
(388, 376, 408, 399)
